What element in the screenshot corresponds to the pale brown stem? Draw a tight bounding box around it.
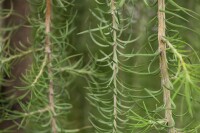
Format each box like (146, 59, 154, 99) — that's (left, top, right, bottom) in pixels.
(111, 0, 118, 132)
(158, 0, 175, 133)
(45, 0, 57, 133)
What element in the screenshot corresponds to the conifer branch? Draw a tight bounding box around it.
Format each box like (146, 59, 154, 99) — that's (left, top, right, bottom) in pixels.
(31, 55, 47, 86)
(45, 0, 56, 132)
(0, 1, 3, 84)
(158, 0, 175, 132)
(1, 48, 42, 64)
(24, 106, 49, 116)
(111, 0, 118, 132)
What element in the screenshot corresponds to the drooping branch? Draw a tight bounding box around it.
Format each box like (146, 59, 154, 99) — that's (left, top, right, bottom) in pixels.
(45, 0, 56, 133)
(158, 0, 175, 132)
(111, 0, 118, 132)
(0, 1, 3, 83)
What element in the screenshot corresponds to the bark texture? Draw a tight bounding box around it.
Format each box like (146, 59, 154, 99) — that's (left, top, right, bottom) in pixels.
(158, 0, 175, 132)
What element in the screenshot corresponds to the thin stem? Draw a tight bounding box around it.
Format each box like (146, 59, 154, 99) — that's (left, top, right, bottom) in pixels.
(163, 39, 190, 82)
(45, 0, 57, 133)
(158, 0, 175, 132)
(31, 55, 47, 86)
(111, 0, 118, 132)
(0, 1, 3, 80)
(24, 106, 50, 117)
(1, 48, 42, 64)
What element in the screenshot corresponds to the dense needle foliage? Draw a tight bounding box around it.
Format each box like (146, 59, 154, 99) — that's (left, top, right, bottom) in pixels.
(1, 0, 200, 133)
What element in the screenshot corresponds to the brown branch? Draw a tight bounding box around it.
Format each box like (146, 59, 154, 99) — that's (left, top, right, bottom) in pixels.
(45, 0, 57, 133)
(111, 0, 118, 132)
(158, 0, 175, 133)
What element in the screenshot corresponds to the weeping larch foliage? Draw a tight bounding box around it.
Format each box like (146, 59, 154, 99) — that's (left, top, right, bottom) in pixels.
(1, 0, 200, 133)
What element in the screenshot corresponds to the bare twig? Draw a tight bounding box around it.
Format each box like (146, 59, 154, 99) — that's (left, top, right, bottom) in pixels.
(45, 0, 57, 132)
(158, 0, 175, 132)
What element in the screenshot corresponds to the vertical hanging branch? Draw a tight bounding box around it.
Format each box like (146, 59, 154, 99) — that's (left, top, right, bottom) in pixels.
(86, 0, 133, 132)
(0, 1, 2, 79)
(158, 0, 175, 132)
(45, 0, 56, 133)
(111, 0, 118, 132)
